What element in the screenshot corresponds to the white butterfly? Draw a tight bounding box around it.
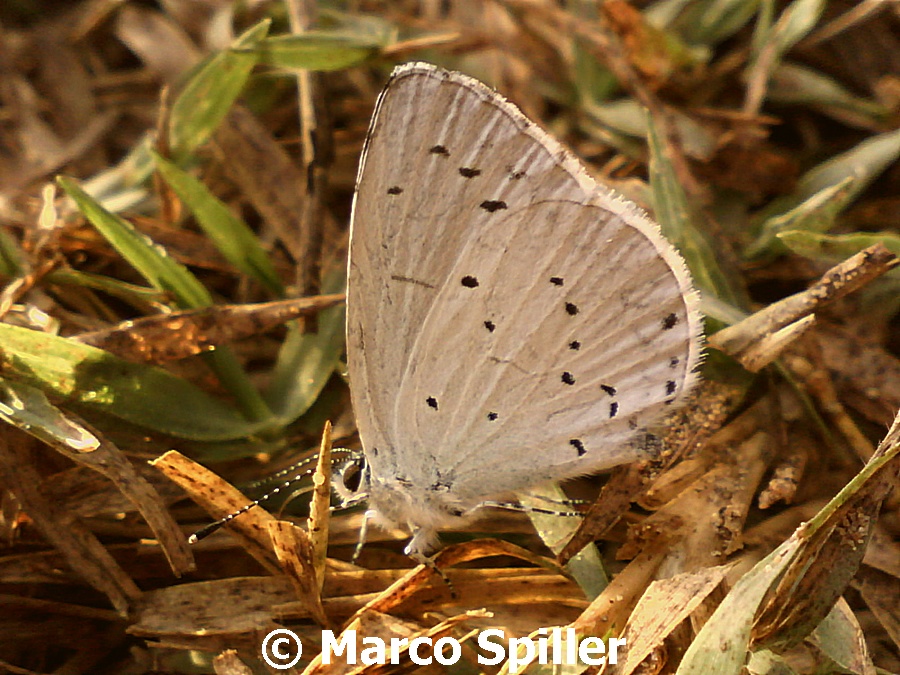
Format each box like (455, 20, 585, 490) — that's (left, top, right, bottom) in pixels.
(342, 62, 703, 560)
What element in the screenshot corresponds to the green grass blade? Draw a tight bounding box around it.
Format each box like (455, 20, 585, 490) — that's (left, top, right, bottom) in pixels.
(769, 63, 888, 121)
(647, 112, 745, 307)
(751, 127, 900, 236)
(265, 268, 346, 422)
(256, 32, 380, 71)
(58, 176, 273, 423)
(750, 0, 824, 58)
(0, 324, 263, 441)
(152, 152, 284, 297)
(44, 269, 167, 306)
(520, 483, 608, 600)
(745, 176, 857, 257)
(58, 176, 213, 309)
(168, 19, 270, 161)
(0, 227, 24, 277)
(672, 0, 763, 45)
(675, 536, 802, 674)
(0, 380, 100, 452)
(777, 229, 900, 262)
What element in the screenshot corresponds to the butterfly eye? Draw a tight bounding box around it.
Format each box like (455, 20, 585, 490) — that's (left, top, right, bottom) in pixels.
(341, 457, 367, 494)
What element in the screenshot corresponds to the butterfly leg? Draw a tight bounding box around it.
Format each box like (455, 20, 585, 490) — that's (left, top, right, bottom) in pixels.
(481, 499, 583, 517)
(351, 509, 376, 563)
(405, 529, 456, 596)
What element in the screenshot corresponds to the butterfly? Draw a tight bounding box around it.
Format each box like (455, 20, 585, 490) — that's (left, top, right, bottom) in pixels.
(342, 62, 703, 560)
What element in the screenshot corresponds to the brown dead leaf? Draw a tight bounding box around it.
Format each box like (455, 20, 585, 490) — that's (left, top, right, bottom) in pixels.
(601, 0, 694, 90)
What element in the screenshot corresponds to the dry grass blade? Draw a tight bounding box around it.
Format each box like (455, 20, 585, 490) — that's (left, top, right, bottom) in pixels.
(300, 609, 492, 675)
(0, 426, 141, 615)
(269, 519, 329, 628)
(349, 539, 569, 621)
(710, 243, 899, 368)
(617, 564, 734, 675)
(0, 380, 195, 575)
(151, 450, 281, 574)
(212, 105, 313, 265)
(76, 294, 344, 363)
(308, 421, 333, 593)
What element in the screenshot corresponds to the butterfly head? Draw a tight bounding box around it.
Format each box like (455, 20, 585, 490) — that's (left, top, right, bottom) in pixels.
(334, 452, 370, 506)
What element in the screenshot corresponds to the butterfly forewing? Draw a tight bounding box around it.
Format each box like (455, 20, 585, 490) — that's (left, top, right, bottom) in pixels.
(347, 63, 702, 505)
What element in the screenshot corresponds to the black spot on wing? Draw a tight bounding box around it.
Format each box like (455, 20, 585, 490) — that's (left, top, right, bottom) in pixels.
(461, 275, 479, 288)
(480, 200, 508, 213)
(662, 313, 678, 330)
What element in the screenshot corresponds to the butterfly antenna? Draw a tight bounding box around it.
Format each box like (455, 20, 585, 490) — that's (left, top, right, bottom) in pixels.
(189, 448, 356, 544)
(241, 456, 317, 490)
(188, 472, 312, 542)
(243, 447, 357, 490)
